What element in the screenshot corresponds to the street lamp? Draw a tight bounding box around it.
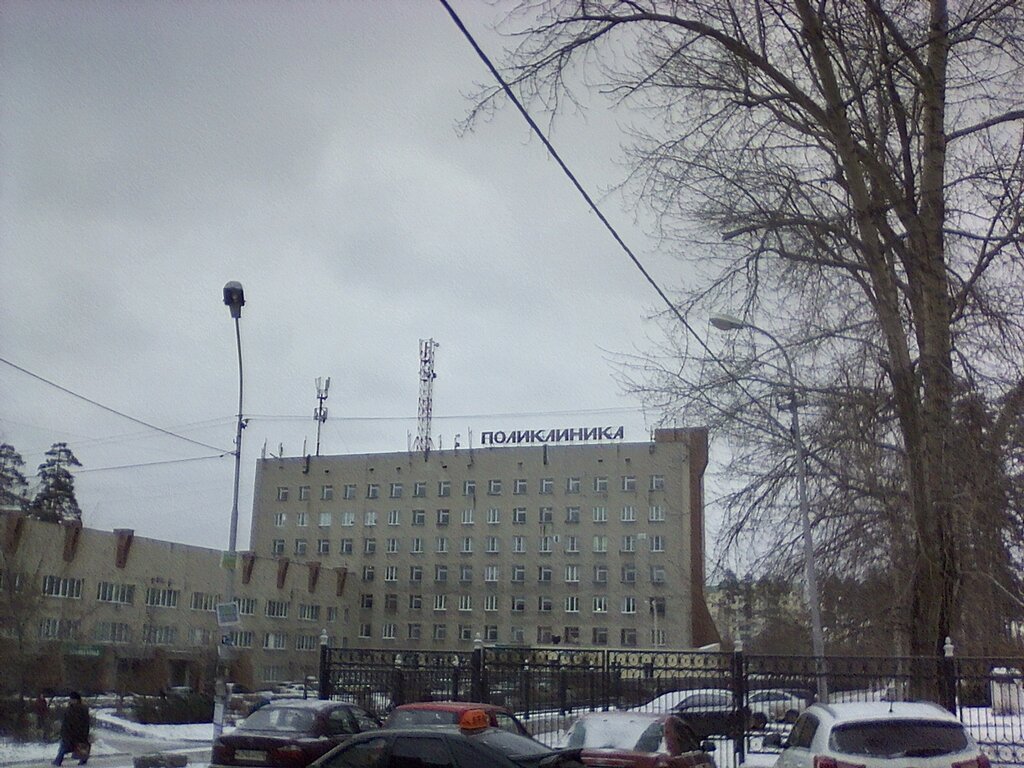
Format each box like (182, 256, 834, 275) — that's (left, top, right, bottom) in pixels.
(214, 281, 245, 741)
(710, 313, 828, 700)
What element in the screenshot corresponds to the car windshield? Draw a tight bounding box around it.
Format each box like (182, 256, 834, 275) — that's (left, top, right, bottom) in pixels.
(241, 707, 316, 732)
(388, 710, 458, 727)
(830, 720, 970, 758)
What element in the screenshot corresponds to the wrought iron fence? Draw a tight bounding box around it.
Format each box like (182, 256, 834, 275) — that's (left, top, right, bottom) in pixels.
(318, 643, 1024, 766)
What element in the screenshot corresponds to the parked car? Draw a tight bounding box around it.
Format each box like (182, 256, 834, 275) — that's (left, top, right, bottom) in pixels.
(385, 700, 532, 737)
(211, 699, 381, 767)
(634, 688, 758, 737)
(766, 701, 990, 768)
(311, 709, 583, 768)
(747, 688, 808, 724)
(562, 711, 717, 768)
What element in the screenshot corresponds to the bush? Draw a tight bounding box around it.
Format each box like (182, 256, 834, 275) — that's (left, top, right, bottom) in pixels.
(134, 693, 214, 724)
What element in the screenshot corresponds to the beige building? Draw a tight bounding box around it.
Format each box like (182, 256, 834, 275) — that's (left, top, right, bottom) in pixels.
(0, 427, 719, 693)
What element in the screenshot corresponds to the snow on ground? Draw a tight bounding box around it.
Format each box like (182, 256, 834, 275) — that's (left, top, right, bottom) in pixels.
(0, 709, 219, 766)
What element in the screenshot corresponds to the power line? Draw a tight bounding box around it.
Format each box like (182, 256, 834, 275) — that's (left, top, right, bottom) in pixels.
(77, 454, 226, 473)
(246, 406, 649, 422)
(0, 356, 233, 454)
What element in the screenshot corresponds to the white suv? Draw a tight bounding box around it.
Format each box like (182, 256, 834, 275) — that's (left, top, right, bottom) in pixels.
(768, 702, 989, 768)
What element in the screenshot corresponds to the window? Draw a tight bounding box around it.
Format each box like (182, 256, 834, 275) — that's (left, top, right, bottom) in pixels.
(411, 537, 424, 554)
(537, 626, 554, 644)
(650, 474, 665, 491)
(274, 512, 286, 527)
(339, 538, 354, 555)
(407, 623, 421, 640)
(461, 508, 474, 525)
(622, 596, 637, 614)
(343, 484, 357, 500)
(362, 565, 375, 581)
(433, 595, 447, 611)
(594, 476, 608, 493)
(358, 624, 372, 639)
(340, 511, 355, 526)
(651, 565, 667, 583)
(593, 535, 608, 553)
(566, 506, 580, 523)
(622, 563, 637, 583)
(463, 479, 476, 496)
(386, 537, 400, 553)
(621, 535, 637, 553)
(321, 485, 334, 501)
(593, 596, 608, 613)
(538, 565, 553, 582)
(460, 537, 473, 554)
(622, 475, 637, 491)
(484, 565, 500, 583)
(649, 505, 665, 522)
(438, 480, 451, 497)
(511, 596, 526, 612)
(592, 627, 608, 645)
(512, 535, 525, 553)
(293, 633, 317, 651)
(327, 606, 338, 622)
(388, 509, 401, 526)
(436, 509, 450, 526)
(565, 535, 579, 553)
(384, 593, 398, 612)
(384, 565, 398, 582)
(296, 511, 308, 527)
(458, 595, 473, 612)
(487, 507, 500, 524)
(412, 509, 426, 526)
(96, 581, 134, 605)
(594, 565, 608, 584)
(484, 625, 498, 642)
(409, 594, 423, 610)
(621, 628, 638, 646)
(539, 506, 554, 524)
(299, 604, 320, 621)
(190, 592, 218, 611)
(434, 565, 448, 583)
(539, 477, 554, 494)
(413, 481, 427, 498)
(538, 596, 553, 612)
(488, 479, 502, 495)
(367, 483, 379, 499)
(298, 485, 310, 501)
(272, 538, 285, 555)
(435, 536, 449, 553)
(143, 624, 175, 645)
(511, 565, 526, 583)
(390, 482, 403, 499)
(229, 629, 254, 648)
(485, 536, 500, 553)
(360, 593, 374, 609)
(295, 539, 308, 556)
(484, 595, 498, 611)
(566, 477, 581, 494)
(94, 621, 131, 644)
(593, 506, 608, 523)
(410, 565, 423, 583)
(318, 511, 332, 527)
(565, 595, 579, 613)
(459, 564, 473, 583)
(276, 486, 289, 502)
(510, 627, 525, 644)
(650, 597, 667, 617)
(564, 564, 579, 583)
(433, 624, 447, 641)
(145, 587, 179, 608)
(513, 507, 527, 525)
(382, 624, 397, 641)
(538, 535, 553, 553)
(266, 599, 290, 618)
(513, 478, 528, 495)
(650, 535, 665, 552)
(317, 538, 330, 554)
(364, 510, 377, 526)
(363, 538, 376, 554)
(621, 505, 636, 522)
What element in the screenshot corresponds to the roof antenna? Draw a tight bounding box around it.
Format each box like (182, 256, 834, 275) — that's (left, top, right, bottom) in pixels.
(313, 376, 331, 456)
(413, 339, 439, 458)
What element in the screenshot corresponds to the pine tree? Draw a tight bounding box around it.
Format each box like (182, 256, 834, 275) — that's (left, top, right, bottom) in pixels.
(29, 442, 82, 523)
(0, 443, 29, 511)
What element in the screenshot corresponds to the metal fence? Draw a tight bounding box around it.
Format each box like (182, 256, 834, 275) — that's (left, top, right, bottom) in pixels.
(318, 643, 1024, 766)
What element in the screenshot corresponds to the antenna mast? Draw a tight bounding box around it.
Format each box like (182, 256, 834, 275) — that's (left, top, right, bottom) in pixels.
(413, 339, 439, 455)
(313, 376, 330, 456)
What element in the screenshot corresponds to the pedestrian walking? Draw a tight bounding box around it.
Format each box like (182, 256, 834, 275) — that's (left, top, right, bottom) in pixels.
(53, 691, 90, 766)
(34, 693, 49, 737)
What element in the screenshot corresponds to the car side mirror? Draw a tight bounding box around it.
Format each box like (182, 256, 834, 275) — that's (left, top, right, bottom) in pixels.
(762, 733, 784, 748)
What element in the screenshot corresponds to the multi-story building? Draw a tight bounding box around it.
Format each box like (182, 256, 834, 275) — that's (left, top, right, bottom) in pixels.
(249, 427, 719, 655)
(0, 427, 720, 693)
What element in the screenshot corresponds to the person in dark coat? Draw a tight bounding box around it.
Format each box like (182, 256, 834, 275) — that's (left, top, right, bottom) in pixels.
(53, 691, 90, 766)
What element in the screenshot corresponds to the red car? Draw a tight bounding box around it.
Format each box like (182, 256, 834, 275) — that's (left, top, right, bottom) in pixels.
(562, 711, 717, 768)
(385, 700, 533, 738)
(211, 699, 381, 767)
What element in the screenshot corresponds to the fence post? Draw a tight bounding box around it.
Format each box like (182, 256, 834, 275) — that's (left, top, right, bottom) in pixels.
(451, 654, 461, 701)
(392, 654, 405, 708)
(940, 637, 957, 714)
(559, 665, 570, 715)
(732, 641, 747, 767)
(318, 629, 331, 700)
(471, 635, 485, 702)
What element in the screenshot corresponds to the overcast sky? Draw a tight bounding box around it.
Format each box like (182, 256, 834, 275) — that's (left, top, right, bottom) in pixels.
(1, 1, 697, 551)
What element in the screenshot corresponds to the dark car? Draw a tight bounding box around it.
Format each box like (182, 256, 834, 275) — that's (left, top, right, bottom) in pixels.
(311, 710, 583, 768)
(634, 689, 759, 738)
(211, 699, 381, 767)
(385, 700, 532, 737)
(563, 712, 717, 768)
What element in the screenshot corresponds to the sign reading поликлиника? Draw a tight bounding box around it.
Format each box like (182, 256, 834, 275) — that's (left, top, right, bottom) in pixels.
(480, 426, 625, 446)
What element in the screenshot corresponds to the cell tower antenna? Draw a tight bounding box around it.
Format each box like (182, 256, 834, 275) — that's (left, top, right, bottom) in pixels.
(413, 339, 439, 455)
(314, 376, 331, 456)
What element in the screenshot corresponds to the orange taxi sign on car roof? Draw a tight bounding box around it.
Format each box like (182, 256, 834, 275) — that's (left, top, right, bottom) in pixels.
(458, 709, 490, 731)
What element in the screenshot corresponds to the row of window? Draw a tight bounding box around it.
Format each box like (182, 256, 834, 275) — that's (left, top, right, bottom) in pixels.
(349, 623, 667, 648)
(275, 532, 668, 557)
(306, 562, 667, 585)
(274, 504, 668, 528)
(358, 593, 666, 615)
(36, 619, 321, 651)
(276, 474, 667, 503)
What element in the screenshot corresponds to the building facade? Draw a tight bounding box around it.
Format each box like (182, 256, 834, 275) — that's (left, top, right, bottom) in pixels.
(0, 427, 719, 693)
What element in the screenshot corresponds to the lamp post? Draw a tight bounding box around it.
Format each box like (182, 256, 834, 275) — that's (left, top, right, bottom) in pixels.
(214, 281, 245, 741)
(710, 313, 828, 700)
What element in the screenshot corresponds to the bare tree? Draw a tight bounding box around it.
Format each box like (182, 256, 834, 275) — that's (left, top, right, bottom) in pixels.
(477, 1, 1024, 662)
